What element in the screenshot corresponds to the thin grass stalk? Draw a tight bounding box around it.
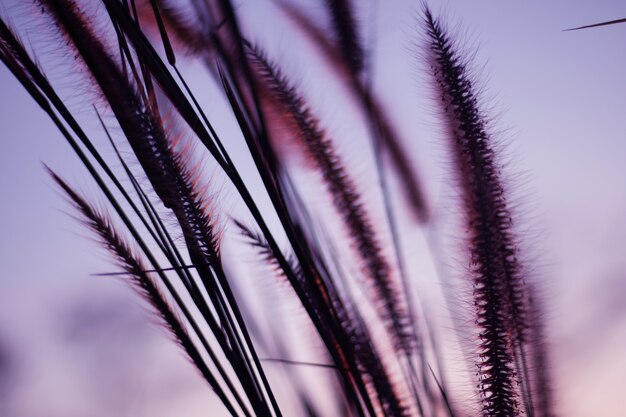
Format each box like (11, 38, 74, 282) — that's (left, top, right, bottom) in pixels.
(528, 289, 556, 417)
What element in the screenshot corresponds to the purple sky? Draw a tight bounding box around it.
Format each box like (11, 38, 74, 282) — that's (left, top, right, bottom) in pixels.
(1, 0, 626, 416)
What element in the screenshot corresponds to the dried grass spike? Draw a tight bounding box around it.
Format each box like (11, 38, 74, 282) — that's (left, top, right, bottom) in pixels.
(423, 6, 528, 416)
(248, 44, 414, 353)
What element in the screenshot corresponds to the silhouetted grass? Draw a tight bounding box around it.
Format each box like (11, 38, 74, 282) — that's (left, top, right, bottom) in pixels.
(0, 1, 556, 416)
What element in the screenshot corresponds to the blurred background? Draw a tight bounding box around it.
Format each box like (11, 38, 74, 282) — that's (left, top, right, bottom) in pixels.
(1, 0, 626, 416)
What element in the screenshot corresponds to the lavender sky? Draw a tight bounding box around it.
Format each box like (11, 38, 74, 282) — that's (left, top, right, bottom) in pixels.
(1, 1, 626, 416)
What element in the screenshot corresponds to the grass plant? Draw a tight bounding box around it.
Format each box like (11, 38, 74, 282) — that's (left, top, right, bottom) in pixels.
(0, 1, 557, 416)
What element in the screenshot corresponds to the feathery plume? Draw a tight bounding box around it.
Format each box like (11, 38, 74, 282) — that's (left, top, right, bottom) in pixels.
(275, 0, 429, 222)
(248, 44, 414, 353)
(46, 169, 237, 413)
(39, 0, 223, 270)
(423, 7, 529, 416)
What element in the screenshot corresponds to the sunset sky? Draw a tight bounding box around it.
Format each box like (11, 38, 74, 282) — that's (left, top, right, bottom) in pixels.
(1, 1, 626, 416)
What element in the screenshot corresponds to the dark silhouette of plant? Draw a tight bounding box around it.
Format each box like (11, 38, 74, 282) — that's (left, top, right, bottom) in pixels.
(0, 1, 556, 416)
(565, 17, 626, 31)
